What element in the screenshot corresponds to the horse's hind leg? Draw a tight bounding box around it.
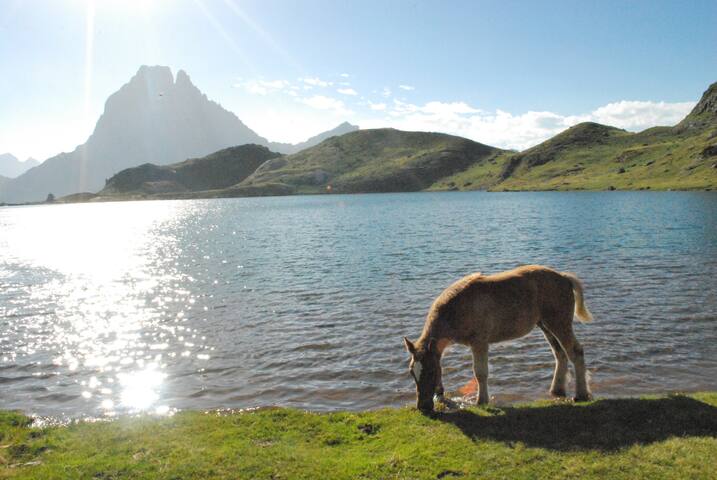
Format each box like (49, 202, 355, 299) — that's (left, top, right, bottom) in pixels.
(538, 323, 568, 397)
(471, 343, 490, 405)
(554, 328, 590, 401)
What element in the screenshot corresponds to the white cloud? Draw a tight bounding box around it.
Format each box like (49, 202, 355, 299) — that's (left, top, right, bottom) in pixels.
(589, 100, 694, 131)
(399, 84, 415, 91)
(421, 101, 480, 115)
(234, 79, 289, 96)
(381, 87, 392, 98)
(359, 99, 695, 151)
(340, 73, 350, 78)
(298, 95, 353, 115)
(369, 102, 387, 111)
(301, 76, 332, 88)
(337, 87, 358, 96)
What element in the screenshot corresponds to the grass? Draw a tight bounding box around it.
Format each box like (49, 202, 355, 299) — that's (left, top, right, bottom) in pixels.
(432, 124, 717, 192)
(2, 392, 716, 479)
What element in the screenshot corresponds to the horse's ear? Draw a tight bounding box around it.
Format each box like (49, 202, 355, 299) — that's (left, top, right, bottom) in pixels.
(403, 337, 416, 355)
(427, 337, 436, 352)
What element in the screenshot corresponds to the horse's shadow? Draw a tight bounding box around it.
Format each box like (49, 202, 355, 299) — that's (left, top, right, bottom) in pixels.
(435, 395, 717, 452)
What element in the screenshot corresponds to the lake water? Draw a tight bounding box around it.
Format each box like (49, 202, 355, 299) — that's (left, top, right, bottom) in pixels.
(1, 192, 716, 419)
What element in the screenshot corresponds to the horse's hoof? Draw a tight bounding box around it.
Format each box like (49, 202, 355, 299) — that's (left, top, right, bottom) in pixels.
(550, 389, 567, 398)
(573, 394, 592, 402)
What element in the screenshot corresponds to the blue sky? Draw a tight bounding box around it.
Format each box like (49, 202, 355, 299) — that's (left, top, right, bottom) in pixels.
(1, 0, 715, 160)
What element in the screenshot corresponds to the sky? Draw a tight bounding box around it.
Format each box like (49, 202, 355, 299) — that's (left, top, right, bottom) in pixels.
(0, 0, 715, 161)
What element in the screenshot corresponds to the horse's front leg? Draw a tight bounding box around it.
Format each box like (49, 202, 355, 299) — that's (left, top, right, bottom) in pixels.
(435, 359, 444, 398)
(471, 344, 489, 404)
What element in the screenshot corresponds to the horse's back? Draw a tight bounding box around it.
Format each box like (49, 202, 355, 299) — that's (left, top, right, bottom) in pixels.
(430, 265, 573, 344)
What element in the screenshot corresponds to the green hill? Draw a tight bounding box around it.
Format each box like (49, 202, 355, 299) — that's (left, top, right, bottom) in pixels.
(238, 128, 504, 194)
(434, 82, 717, 191)
(99, 144, 281, 196)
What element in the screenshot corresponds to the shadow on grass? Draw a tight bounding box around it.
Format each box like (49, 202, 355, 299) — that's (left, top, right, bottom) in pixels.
(436, 395, 717, 452)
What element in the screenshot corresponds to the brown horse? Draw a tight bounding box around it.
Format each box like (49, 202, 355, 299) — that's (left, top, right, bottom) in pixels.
(403, 265, 593, 413)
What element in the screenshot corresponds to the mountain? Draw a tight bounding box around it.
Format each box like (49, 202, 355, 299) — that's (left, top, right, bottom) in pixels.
(675, 81, 717, 131)
(239, 128, 504, 194)
(98, 144, 280, 198)
(0, 65, 357, 203)
(0, 154, 39, 178)
(269, 122, 359, 154)
(434, 82, 717, 191)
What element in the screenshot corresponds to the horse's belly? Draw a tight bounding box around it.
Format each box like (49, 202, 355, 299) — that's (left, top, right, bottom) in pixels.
(487, 315, 536, 343)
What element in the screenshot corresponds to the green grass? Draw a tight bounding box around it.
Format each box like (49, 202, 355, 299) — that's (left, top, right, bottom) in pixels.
(429, 124, 717, 192)
(2, 393, 716, 479)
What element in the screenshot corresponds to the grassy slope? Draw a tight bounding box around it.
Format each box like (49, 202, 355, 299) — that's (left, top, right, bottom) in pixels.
(99, 144, 281, 196)
(430, 125, 717, 192)
(2, 393, 716, 479)
(240, 128, 503, 194)
(496, 128, 715, 191)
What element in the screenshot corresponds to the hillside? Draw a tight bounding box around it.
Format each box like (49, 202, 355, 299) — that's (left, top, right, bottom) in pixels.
(239, 128, 504, 194)
(99, 144, 280, 197)
(434, 82, 717, 191)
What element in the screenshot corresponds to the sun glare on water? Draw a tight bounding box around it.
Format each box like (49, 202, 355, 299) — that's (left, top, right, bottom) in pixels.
(0, 201, 194, 416)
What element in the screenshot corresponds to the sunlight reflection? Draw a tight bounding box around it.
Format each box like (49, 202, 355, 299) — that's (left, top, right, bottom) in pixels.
(0, 200, 202, 416)
(5, 202, 176, 279)
(118, 366, 166, 410)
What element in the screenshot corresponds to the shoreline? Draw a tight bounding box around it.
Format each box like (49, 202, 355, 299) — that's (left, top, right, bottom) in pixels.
(2, 392, 716, 479)
(1, 187, 715, 208)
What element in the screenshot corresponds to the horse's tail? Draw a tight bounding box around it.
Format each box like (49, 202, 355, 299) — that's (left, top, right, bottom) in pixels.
(561, 272, 593, 323)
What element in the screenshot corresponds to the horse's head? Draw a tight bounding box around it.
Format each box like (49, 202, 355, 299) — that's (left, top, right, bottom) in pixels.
(403, 336, 439, 413)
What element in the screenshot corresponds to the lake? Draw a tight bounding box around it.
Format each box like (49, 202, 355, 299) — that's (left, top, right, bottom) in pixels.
(1, 192, 716, 419)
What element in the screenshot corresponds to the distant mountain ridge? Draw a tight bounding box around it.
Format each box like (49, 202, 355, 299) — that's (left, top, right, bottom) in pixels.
(0, 65, 358, 203)
(0, 154, 39, 178)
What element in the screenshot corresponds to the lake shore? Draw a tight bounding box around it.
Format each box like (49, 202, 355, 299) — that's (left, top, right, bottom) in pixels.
(2, 392, 716, 479)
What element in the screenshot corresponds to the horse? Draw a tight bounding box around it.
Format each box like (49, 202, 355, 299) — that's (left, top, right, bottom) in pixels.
(403, 265, 593, 413)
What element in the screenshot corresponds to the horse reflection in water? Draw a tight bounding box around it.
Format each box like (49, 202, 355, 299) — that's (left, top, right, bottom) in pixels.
(403, 265, 593, 413)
